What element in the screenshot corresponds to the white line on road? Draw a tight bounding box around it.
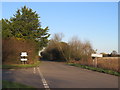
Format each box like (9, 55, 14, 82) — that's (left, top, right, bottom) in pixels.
(33, 67, 36, 74)
(37, 67, 50, 90)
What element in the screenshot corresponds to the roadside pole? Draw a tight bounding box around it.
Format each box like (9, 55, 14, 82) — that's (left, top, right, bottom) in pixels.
(95, 57, 97, 67)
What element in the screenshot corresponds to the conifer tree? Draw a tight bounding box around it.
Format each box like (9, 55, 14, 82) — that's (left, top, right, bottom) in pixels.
(2, 6, 50, 48)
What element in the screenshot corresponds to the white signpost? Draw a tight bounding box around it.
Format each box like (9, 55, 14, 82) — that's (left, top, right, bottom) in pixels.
(91, 54, 103, 67)
(20, 52, 28, 64)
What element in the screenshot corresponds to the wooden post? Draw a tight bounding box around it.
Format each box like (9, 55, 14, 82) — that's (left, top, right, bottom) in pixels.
(95, 57, 97, 67)
(93, 59, 94, 67)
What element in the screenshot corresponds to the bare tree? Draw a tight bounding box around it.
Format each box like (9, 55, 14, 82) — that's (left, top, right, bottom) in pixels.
(52, 33, 70, 61)
(43, 33, 69, 61)
(68, 36, 82, 60)
(68, 36, 93, 61)
(52, 33, 64, 42)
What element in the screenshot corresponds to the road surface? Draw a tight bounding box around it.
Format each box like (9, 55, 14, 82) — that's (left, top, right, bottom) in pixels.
(2, 60, 118, 88)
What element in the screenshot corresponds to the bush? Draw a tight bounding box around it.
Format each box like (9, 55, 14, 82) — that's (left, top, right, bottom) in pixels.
(2, 37, 38, 64)
(42, 44, 66, 61)
(42, 35, 94, 62)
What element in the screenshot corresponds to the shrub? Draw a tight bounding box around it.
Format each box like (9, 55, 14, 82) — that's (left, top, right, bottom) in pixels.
(2, 37, 38, 64)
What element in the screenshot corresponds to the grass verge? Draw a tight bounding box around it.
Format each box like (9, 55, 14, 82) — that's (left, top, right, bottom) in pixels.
(67, 63, 120, 76)
(2, 80, 36, 89)
(2, 61, 41, 69)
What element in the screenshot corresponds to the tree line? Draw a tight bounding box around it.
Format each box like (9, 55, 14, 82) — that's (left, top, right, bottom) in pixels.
(42, 33, 94, 62)
(1, 5, 95, 64)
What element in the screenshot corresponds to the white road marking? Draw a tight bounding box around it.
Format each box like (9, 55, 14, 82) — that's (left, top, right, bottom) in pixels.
(43, 83, 48, 85)
(37, 67, 50, 89)
(33, 67, 36, 74)
(44, 85, 49, 89)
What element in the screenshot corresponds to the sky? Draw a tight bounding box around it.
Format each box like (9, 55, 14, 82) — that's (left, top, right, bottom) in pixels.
(1, 2, 118, 53)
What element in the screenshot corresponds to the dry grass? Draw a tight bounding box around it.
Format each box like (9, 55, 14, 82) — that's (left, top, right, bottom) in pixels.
(97, 57, 119, 72)
(69, 57, 119, 72)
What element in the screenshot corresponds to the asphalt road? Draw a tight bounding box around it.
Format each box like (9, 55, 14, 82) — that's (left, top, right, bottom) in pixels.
(2, 60, 118, 88)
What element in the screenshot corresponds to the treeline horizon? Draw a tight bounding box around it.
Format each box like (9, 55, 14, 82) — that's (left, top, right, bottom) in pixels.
(2, 5, 118, 65)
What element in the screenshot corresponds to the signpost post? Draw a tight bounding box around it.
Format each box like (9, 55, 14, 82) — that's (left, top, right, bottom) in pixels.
(91, 54, 103, 67)
(20, 52, 28, 64)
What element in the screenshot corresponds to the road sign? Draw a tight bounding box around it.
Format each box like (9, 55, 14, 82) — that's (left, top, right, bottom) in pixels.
(91, 54, 103, 67)
(21, 52, 28, 57)
(91, 54, 103, 57)
(21, 58, 27, 61)
(20, 52, 28, 64)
